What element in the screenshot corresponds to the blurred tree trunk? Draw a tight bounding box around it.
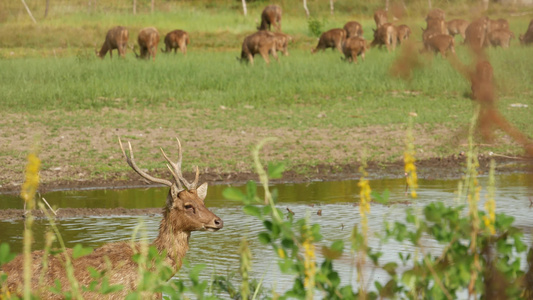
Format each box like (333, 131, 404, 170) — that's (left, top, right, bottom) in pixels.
(303, 0, 309, 17)
(330, 0, 334, 15)
(44, 0, 49, 17)
(241, 0, 247, 16)
(21, 0, 37, 23)
(133, 0, 136, 15)
(151, 0, 154, 14)
(428, 0, 432, 9)
(386, 0, 390, 11)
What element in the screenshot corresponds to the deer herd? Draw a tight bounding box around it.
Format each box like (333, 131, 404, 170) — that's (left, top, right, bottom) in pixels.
(95, 5, 533, 65)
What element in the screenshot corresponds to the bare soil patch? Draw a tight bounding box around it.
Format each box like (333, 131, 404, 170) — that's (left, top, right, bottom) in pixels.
(1, 110, 532, 221)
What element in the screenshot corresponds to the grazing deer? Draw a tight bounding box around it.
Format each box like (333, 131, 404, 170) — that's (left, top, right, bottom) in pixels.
(132, 27, 160, 61)
(396, 24, 411, 45)
(371, 23, 397, 52)
(464, 17, 490, 49)
(239, 30, 279, 65)
(1, 138, 223, 299)
(311, 28, 346, 54)
(422, 34, 456, 57)
(161, 30, 190, 55)
(487, 29, 514, 48)
(272, 32, 293, 56)
(425, 8, 446, 22)
(343, 21, 364, 38)
(446, 19, 469, 40)
(96, 26, 129, 59)
(258, 4, 282, 32)
(373, 9, 388, 28)
(342, 36, 368, 63)
(519, 19, 533, 45)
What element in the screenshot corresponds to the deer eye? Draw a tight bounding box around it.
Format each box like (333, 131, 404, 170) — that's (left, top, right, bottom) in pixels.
(184, 204, 195, 213)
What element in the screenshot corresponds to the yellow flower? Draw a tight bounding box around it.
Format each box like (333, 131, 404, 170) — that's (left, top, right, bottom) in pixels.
(20, 152, 41, 208)
(404, 148, 418, 198)
(302, 238, 316, 289)
(483, 160, 496, 235)
(277, 247, 286, 259)
(404, 114, 418, 198)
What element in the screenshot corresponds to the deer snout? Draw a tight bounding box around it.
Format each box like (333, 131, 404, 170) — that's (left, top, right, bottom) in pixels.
(206, 217, 223, 231)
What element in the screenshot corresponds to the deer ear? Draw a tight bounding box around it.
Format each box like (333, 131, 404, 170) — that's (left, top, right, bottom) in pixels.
(168, 185, 181, 208)
(197, 182, 208, 201)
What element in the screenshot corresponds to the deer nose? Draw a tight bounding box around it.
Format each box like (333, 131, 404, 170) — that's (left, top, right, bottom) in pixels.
(214, 218, 224, 229)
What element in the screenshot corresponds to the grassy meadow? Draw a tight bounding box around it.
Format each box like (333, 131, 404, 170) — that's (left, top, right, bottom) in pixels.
(1, 1, 533, 185)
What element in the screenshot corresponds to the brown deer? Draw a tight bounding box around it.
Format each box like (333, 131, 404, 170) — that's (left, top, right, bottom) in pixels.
(489, 18, 510, 32)
(373, 9, 388, 28)
(132, 27, 160, 61)
(239, 30, 279, 65)
(161, 30, 189, 55)
(446, 19, 469, 40)
(343, 21, 364, 38)
(422, 34, 456, 57)
(312, 28, 346, 54)
(272, 32, 292, 56)
(396, 24, 411, 45)
(519, 19, 533, 45)
(371, 23, 397, 52)
(1, 138, 223, 299)
(487, 29, 514, 48)
(426, 18, 447, 35)
(342, 36, 368, 63)
(96, 26, 129, 59)
(426, 8, 446, 22)
(464, 17, 490, 49)
(258, 5, 282, 31)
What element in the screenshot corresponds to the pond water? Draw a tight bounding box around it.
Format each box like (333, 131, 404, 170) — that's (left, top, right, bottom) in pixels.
(1, 173, 532, 296)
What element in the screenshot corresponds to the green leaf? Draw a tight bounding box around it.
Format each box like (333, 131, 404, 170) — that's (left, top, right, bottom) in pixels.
(371, 189, 390, 204)
(0, 243, 15, 265)
(87, 267, 102, 279)
(330, 240, 344, 252)
(125, 292, 140, 300)
(72, 244, 93, 259)
(258, 232, 271, 244)
(243, 205, 262, 217)
(267, 162, 285, 179)
(222, 187, 246, 201)
(383, 262, 398, 276)
(245, 180, 258, 201)
(50, 279, 63, 295)
(102, 283, 123, 294)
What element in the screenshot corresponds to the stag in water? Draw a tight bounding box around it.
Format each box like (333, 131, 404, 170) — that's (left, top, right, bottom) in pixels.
(96, 26, 129, 59)
(1, 138, 223, 299)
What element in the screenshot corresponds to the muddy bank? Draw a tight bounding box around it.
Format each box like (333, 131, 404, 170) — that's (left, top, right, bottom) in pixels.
(2, 155, 532, 197)
(0, 208, 163, 220)
(1, 155, 532, 222)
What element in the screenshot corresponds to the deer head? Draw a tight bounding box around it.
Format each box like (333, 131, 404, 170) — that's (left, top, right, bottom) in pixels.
(129, 43, 140, 58)
(118, 138, 223, 233)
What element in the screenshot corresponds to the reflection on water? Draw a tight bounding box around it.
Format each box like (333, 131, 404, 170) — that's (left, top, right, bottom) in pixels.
(1, 173, 532, 294)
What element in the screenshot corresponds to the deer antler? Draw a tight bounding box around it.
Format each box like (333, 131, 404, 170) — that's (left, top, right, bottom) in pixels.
(119, 137, 173, 187)
(160, 138, 199, 190)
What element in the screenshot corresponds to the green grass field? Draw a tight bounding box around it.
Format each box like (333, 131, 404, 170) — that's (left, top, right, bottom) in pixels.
(1, 1, 532, 185)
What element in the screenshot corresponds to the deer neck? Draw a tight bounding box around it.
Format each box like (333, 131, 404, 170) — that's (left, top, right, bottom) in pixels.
(152, 210, 191, 273)
(98, 43, 109, 57)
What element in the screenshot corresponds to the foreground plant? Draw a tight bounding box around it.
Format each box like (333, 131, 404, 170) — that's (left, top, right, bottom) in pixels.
(223, 133, 530, 299)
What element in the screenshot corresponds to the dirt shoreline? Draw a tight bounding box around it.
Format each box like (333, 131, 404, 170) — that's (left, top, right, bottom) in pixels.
(1, 155, 532, 220)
